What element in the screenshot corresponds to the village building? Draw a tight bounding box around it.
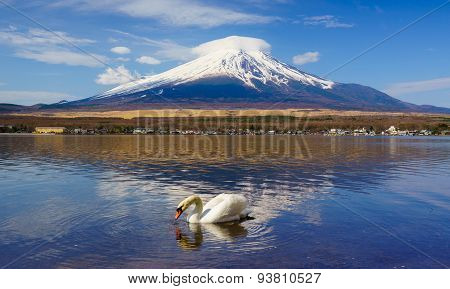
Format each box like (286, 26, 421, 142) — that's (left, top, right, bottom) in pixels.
(73, 128, 88, 134)
(386, 125, 398, 135)
(34, 127, 66, 134)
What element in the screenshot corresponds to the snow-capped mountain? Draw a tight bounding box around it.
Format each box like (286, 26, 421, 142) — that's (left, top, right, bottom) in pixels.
(49, 47, 448, 113)
(94, 49, 334, 99)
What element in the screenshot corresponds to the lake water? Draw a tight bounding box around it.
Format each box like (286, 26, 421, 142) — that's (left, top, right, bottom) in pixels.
(0, 135, 449, 268)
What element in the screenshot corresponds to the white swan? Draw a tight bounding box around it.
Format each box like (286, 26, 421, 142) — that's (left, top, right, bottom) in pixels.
(175, 194, 250, 223)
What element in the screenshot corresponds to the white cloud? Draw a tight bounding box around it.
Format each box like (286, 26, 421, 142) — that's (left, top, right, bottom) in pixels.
(304, 15, 353, 28)
(136, 56, 161, 65)
(192, 36, 271, 56)
(292, 51, 320, 65)
(15, 50, 107, 67)
(52, 0, 276, 28)
(110, 46, 131, 54)
(0, 82, 5, 86)
(0, 90, 77, 105)
(0, 27, 107, 67)
(384, 77, 450, 96)
(95, 65, 140, 85)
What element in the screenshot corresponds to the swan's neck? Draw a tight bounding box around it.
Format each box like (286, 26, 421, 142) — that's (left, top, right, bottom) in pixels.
(191, 196, 203, 215)
(188, 196, 203, 222)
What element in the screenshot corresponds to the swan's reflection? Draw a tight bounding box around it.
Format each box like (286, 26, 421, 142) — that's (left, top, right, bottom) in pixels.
(175, 225, 203, 250)
(175, 221, 248, 250)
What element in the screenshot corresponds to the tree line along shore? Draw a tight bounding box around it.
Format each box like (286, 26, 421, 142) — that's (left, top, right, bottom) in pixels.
(0, 114, 449, 135)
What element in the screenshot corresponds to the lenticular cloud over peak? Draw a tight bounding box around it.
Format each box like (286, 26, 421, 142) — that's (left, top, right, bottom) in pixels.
(192, 36, 271, 56)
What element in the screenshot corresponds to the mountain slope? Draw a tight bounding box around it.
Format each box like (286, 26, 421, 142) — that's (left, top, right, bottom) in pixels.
(48, 49, 449, 113)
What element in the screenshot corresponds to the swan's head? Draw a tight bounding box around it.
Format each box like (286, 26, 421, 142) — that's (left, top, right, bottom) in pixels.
(175, 195, 200, 220)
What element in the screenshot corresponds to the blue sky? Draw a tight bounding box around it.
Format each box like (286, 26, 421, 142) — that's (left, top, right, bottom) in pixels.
(0, 0, 449, 107)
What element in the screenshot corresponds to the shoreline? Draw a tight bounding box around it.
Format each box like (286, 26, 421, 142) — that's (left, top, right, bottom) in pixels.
(1, 132, 448, 137)
(6, 108, 448, 119)
(1, 110, 449, 136)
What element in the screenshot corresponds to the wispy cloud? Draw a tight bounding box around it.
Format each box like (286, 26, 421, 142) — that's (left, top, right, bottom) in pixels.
(15, 50, 107, 67)
(115, 57, 130, 62)
(52, 0, 276, 28)
(95, 65, 140, 85)
(385, 77, 450, 96)
(0, 27, 107, 67)
(108, 29, 194, 62)
(292, 51, 320, 65)
(0, 90, 77, 105)
(136, 56, 161, 65)
(303, 15, 353, 28)
(0, 27, 95, 46)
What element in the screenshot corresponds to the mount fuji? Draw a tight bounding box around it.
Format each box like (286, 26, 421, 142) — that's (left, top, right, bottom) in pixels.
(47, 39, 449, 113)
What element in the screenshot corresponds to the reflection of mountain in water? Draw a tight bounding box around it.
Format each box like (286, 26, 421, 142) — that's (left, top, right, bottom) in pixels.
(1, 136, 448, 206)
(1, 135, 446, 190)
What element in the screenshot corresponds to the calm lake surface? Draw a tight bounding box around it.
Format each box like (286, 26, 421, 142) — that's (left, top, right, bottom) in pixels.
(0, 135, 449, 268)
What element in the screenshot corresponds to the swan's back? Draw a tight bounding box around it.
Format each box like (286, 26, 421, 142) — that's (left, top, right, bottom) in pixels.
(195, 194, 248, 223)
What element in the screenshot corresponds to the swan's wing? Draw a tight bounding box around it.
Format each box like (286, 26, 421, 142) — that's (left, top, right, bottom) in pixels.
(201, 194, 248, 223)
(187, 195, 225, 223)
(203, 193, 226, 211)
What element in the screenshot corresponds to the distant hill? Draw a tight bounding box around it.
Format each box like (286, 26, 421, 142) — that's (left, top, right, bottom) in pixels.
(0, 103, 28, 113)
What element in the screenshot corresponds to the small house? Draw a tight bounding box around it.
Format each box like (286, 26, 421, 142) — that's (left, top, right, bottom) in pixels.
(34, 127, 66, 134)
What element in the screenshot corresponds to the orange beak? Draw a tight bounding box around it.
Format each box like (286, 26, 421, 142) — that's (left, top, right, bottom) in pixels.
(175, 208, 183, 220)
